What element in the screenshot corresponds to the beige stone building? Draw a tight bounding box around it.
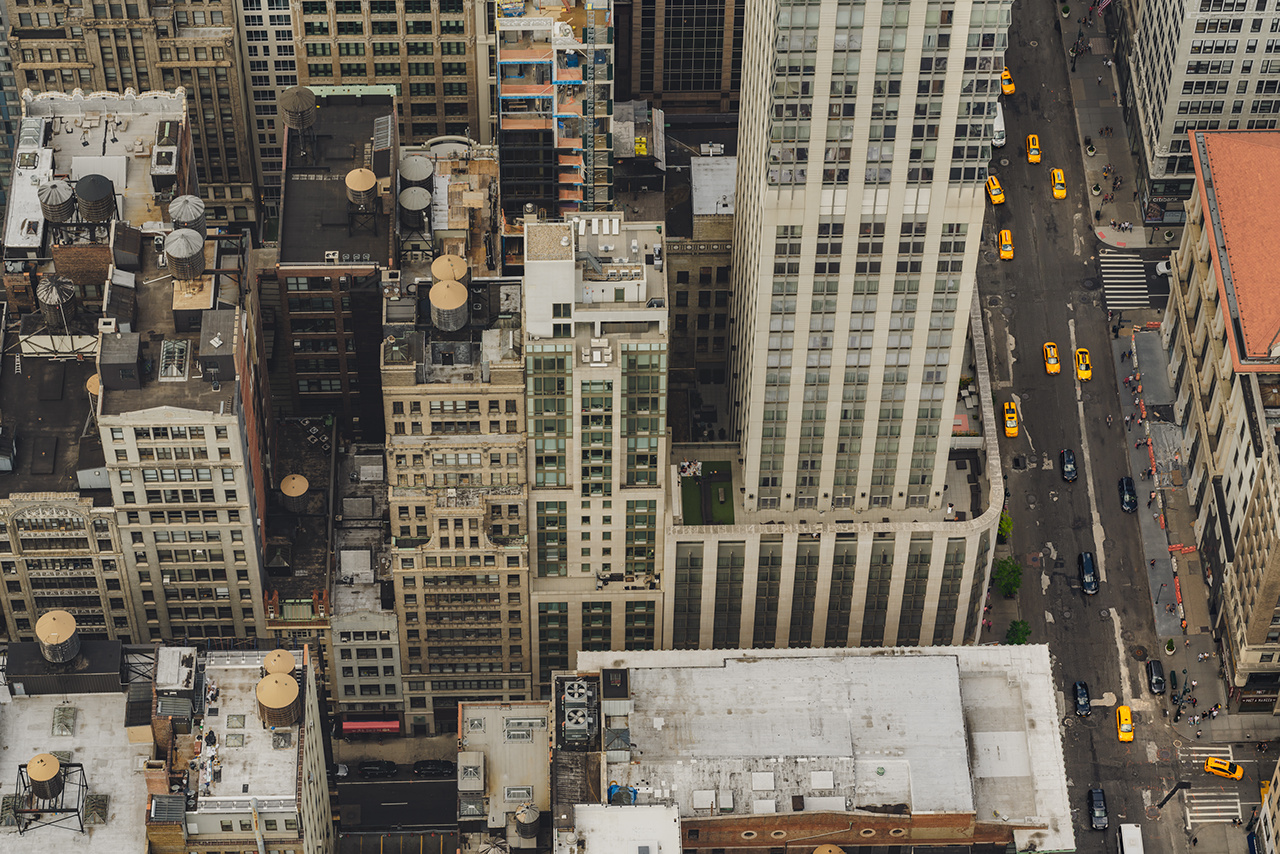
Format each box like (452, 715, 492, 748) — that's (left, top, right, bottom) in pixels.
(1162, 129, 1280, 711)
(7, 0, 257, 229)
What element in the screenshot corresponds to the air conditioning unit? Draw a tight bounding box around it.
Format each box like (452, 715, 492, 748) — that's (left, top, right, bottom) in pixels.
(325, 250, 339, 264)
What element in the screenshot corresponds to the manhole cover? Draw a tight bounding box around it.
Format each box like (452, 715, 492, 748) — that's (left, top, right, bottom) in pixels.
(1002, 306, 1014, 316)
(1082, 277, 1101, 290)
(1030, 40, 1039, 46)
(988, 295, 1002, 306)
(1063, 609, 1073, 619)
(1012, 456, 1026, 470)
(1100, 610, 1112, 620)
(1145, 806, 1160, 819)
(999, 158, 1010, 167)
(1158, 748, 1172, 761)
(1133, 645, 1149, 661)
(983, 250, 998, 263)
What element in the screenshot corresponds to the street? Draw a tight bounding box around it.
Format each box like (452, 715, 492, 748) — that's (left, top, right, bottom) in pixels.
(980, 3, 1274, 853)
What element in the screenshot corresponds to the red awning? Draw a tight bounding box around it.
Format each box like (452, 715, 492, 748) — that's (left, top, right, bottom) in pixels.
(341, 720, 400, 733)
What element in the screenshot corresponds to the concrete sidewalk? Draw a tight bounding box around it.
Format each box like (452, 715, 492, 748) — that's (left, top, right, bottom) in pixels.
(1055, 10, 1181, 250)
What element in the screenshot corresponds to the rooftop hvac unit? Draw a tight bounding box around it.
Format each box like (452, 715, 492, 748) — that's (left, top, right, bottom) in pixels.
(325, 250, 339, 264)
(562, 706, 595, 741)
(563, 680, 594, 706)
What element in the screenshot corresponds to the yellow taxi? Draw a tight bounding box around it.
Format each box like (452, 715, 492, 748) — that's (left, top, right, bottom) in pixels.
(1075, 348, 1092, 381)
(1116, 705, 1134, 742)
(1004, 402, 1019, 438)
(1051, 168, 1067, 200)
(986, 175, 1005, 205)
(1001, 69, 1015, 95)
(1204, 757, 1244, 780)
(1043, 342, 1061, 374)
(998, 229, 1014, 260)
(1026, 134, 1041, 163)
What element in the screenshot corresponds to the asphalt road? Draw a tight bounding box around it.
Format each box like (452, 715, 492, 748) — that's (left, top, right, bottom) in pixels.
(978, 6, 1262, 854)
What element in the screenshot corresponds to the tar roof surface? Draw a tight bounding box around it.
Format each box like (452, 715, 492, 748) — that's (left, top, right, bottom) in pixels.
(0, 690, 151, 853)
(0, 353, 109, 500)
(1194, 130, 1280, 363)
(278, 99, 395, 266)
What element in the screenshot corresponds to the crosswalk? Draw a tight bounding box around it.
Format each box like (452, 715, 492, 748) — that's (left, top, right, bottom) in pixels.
(1179, 744, 1243, 825)
(1099, 251, 1150, 310)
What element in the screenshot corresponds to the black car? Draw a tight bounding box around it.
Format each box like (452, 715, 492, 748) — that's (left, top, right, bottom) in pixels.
(1088, 788, 1109, 830)
(1059, 449, 1078, 483)
(412, 759, 457, 779)
(1078, 552, 1099, 595)
(1118, 477, 1138, 513)
(1073, 681, 1092, 716)
(358, 760, 398, 779)
(1146, 660, 1166, 695)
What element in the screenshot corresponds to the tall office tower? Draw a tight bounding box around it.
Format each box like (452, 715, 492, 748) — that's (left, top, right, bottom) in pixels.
(653, 0, 1009, 650)
(381, 142, 532, 734)
(1163, 130, 1280, 712)
(522, 212, 668, 694)
(292, 0, 481, 149)
(5, 1, 257, 232)
(1118, 0, 1280, 226)
(618, 0, 744, 113)
(0, 11, 19, 223)
(272, 87, 395, 438)
(493, 0, 615, 222)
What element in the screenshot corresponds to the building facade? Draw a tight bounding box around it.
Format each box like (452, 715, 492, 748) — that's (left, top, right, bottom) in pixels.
(522, 213, 668, 694)
(1119, 0, 1280, 225)
(6, 0, 257, 230)
(1162, 129, 1280, 711)
(618, 0, 744, 114)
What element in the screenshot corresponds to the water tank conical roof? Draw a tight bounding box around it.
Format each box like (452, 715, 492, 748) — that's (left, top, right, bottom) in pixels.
(169, 194, 207, 237)
(398, 186, 431, 230)
(37, 275, 75, 307)
(165, 228, 206, 280)
(35, 610, 80, 663)
(37, 180, 76, 223)
(28, 753, 64, 800)
(345, 168, 378, 207)
(429, 279, 469, 332)
(264, 649, 297, 675)
(279, 86, 317, 131)
(399, 154, 434, 187)
(255, 673, 302, 727)
(76, 174, 115, 222)
(514, 805, 540, 839)
(279, 474, 309, 513)
(431, 254, 468, 283)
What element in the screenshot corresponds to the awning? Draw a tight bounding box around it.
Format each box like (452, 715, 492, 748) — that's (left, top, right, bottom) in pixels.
(341, 720, 400, 733)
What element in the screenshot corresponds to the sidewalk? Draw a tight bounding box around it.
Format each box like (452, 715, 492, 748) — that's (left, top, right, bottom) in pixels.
(1055, 11, 1174, 250)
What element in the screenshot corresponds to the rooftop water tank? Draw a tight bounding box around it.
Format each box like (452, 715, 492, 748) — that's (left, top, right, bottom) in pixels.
(279, 474, 309, 514)
(264, 649, 297, 676)
(398, 186, 431, 230)
(399, 154, 434, 188)
(345, 168, 378, 207)
(514, 805, 540, 839)
(27, 754, 64, 801)
(37, 180, 76, 223)
(255, 673, 302, 728)
(165, 228, 206, 280)
(37, 275, 77, 331)
(431, 253, 469, 285)
(76, 174, 115, 222)
(429, 279, 469, 332)
(35, 610, 80, 664)
(279, 86, 317, 131)
(169, 194, 207, 238)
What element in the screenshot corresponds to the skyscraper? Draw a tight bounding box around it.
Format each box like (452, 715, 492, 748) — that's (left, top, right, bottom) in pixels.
(656, 0, 1011, 649)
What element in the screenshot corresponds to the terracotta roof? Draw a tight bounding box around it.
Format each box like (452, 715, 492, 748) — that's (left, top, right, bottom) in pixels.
(1198, 131, 1280, 362)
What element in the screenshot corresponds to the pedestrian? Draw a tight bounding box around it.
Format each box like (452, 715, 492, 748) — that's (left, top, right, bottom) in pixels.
(1110, 218, 1117, 228)
(1193, 837, 1198, 846)
(1197, 729, 1203, 739)
(1213, 709, 1219, 719)
(1185, 639, 1191, 647)
(1191, 680, 1198, 688)
(1150, 559, 1156, 567)
(1097, 75, 1103, 85)
(1124, 414, 1131, 429)
(1134, 190, 1139, 201)
(1136, 441, 1142, 449)
(1147, 497, 1153, 508)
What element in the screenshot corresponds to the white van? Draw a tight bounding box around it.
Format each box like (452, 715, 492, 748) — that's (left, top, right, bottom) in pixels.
(993, 101, 1006, 148)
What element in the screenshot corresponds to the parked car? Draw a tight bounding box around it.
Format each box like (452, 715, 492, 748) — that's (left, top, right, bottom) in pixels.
(1146, 660, 1166, 695)
(331, 763, 349, 779)
(1059, 449, 1078, 483)
(358, 760, 398, 779)
(1078, 552, 1099, 595)
(1118, 477, 1138, 513)
(1073, 681, 1092, 716)
(1088, 788, 1109, 830)
(412, 760, 457, 779)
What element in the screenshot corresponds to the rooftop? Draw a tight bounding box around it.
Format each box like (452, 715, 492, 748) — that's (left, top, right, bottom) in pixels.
(402, 140, 502, 280)
(279, 93, 397, 267)
(457, 701, 552, 828)
(265, 418, 336, 600)
(690, 156, 736, 216)
(334, 447, 392, 608)
(1192, 129, 1280, 367)
(96, 238, 242, 418)
(0, 689, 151, 853)
(193, 651, 306, 810)
(576, 646, 1073, 854)
(4, 88, 191, 262)
(558, 804, 681, 854)
(0, 349, 110, 500)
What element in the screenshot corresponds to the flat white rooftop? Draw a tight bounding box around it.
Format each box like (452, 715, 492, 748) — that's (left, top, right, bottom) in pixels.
(0, 691, 151, 853)
(577, 646, 1074, 854)
(197, 652, 302, 811)
(559, 804, 681, 854)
